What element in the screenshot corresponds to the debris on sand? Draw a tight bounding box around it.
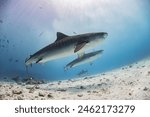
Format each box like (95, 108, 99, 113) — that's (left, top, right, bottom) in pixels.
(28, 85, 40, 93)
(35, 85, 40, 89)
(129, 93, 132, 96)
(129, 65, 132, 68)
(79, 86, 86, 90)
(17, 96, 23, 100)
(58, 81, 61, 85)
(23, 77, 45, 85)
(12, 89, 22, 95)
(77, 94, 83, 97)
(101, 73, 105, 76)
(84, 77, 88, 80)
(11, 76, 46, 85)
(97, 83, 107, 87)
(47, 93, 53, 98)
(35, 96, 38, 98)
(0, 58, 150, 100)
(143, 87, 148, 91)
(29, 86, 35, 93)
(26, 86, 33, 89)
(93, 91, 98, 93)
(25, 78, 37, 85)
(12, 76, 22, 84)
(147, 71, 150, 76)
(57, 89, 67, 92)
(76, 86, 86, 90)
(39, 92, 45, 97)
(0, 94, 5, 100)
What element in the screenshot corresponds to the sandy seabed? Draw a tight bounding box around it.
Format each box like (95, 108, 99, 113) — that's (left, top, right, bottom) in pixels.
(0, 58, 150, 100)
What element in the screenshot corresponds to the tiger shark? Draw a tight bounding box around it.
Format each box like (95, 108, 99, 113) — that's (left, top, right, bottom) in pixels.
(64, 50, 104, 70)
(25, 32, 108, 66)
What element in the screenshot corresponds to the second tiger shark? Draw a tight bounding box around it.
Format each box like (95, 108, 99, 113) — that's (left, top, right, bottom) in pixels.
(64, 50, 104, 70)
(25, 32, 108, 66)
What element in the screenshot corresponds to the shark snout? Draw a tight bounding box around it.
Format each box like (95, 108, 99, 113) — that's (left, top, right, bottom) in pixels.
(103, 33, 108, 38)
(99, 50, 104, 53)
(95, 50, 104, 55)
(25, 59, 32, 66)
(25, 57, 36, 66)
(94, 32, 108, 40)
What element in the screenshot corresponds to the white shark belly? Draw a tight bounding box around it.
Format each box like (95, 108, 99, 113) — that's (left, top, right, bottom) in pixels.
(39, 38, 103, 63)
(39, 44, 75, 63)
(78, 37, 104, 53)
(73, 55, 99, 67)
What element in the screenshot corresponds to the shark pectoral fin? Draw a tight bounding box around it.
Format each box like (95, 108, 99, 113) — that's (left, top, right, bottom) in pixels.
(55, 32, 69, 42)
(36, 58, 43, 63)
(74, 42, 87, 53)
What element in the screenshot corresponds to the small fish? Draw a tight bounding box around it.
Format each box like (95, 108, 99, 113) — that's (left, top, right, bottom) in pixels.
(0, 20, 3, 23)
(39, 6, 43, 9)
(39, 32, 44, 37)
(3, 35, 6, 39)
(7, 40, 9, 43)
(77, 69, 88, 76)
(9, 58, 13, 62)
(15, 60, 19, 62)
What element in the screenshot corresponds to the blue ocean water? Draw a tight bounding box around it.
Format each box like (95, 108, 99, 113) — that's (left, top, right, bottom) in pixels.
(0, 0, 150, 81)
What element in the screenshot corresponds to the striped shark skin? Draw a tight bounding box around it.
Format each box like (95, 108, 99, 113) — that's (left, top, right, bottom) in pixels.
(25, 32, 108, 66)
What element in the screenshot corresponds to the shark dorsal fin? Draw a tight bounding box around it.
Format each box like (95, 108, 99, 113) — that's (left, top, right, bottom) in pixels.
(56, 32, 68, 42)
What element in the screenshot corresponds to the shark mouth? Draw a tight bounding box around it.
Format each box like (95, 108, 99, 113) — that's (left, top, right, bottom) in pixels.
(36, 58, 43, 63)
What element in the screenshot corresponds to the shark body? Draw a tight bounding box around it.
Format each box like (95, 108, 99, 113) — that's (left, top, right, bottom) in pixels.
(25, 32, 108, 66)
(65, 50, 104, 70)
